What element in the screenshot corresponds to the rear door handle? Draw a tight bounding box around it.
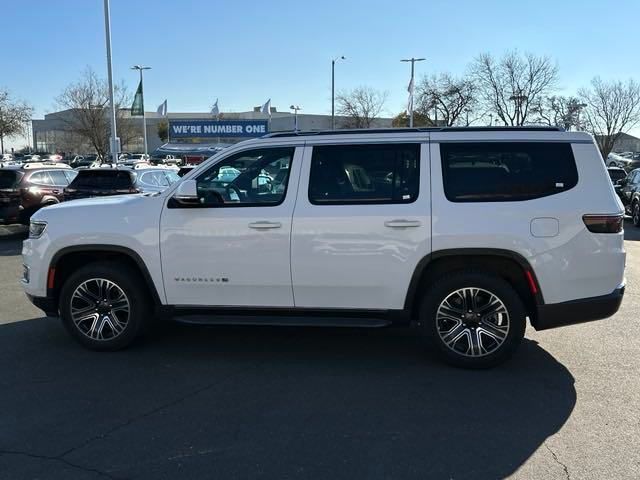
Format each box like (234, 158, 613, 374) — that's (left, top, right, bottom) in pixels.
(248, 221, 282, 229)
(384, 219, 422, 228)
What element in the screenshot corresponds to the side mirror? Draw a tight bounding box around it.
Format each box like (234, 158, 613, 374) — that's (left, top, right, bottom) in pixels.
(173, 179, 199, 205)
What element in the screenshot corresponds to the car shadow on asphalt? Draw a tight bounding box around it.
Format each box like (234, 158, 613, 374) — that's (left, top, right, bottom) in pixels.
(0, 318, 575, 480)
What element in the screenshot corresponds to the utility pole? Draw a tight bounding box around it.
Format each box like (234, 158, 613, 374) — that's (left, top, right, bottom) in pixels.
(401, 57, 425, 127)
(103, 0, 119, 163)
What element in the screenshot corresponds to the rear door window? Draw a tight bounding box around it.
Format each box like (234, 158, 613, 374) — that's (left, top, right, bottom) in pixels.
(440, 142, 579, 202)
(29, 171, 54, 185)
(308, 143, 420, 204)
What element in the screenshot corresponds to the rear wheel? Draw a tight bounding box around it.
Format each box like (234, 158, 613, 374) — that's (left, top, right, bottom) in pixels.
(59, 262, 151, 350)
(420, 271, 526, 368)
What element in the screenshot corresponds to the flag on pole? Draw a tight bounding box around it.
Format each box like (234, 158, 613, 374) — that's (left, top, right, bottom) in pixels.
(261, 99, 271, 115)
(156, 99, 167, 116)
(407, 78, 414, 112)
(210, 99, 219, 117)
(131, 80, 144, 116)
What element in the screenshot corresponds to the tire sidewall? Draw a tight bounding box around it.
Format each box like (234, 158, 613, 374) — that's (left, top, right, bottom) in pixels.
(633, 202, 640, 227)
(420, 271, 526, 369)
(59, 263, 150, 350)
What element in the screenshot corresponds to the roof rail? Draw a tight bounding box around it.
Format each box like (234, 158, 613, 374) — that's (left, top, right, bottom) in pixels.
(262, 126, 564, 139)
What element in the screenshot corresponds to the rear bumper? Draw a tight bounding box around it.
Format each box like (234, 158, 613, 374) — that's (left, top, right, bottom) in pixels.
(0, 205, 20, 224)
(26, 294, 58, 317)
(532, 284, 625, 331)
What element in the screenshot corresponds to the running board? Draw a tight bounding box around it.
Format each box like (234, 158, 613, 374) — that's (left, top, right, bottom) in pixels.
(172, 314, 391, 328)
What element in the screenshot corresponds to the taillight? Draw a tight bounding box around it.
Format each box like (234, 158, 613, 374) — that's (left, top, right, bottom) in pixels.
(582, 214, 624, 233)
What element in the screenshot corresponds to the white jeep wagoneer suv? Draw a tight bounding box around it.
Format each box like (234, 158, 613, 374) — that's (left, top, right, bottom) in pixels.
(22, 127, 626, 368)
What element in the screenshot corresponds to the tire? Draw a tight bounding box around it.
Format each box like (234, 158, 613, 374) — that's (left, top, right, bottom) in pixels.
(608, 161, 617, 167)
(419, 271, 526, 369)
(633, 202, 640, 227)
(59, 262, 152, 351)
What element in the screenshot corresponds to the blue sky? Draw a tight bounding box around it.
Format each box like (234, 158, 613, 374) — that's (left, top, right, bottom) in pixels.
(3, 0, 640, 146)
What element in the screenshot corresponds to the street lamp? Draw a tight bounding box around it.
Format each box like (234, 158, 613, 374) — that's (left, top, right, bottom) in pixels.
(131, 65, 151, 155)
(576, 102, 588, 131)
(331, 56, 345, 130)
(290, 105, 301, 131)
(103, 0, 118, 163)
(401, 57, 426, 127)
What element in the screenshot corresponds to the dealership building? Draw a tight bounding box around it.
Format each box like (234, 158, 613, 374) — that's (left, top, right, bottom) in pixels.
(31, 107, 393, 155)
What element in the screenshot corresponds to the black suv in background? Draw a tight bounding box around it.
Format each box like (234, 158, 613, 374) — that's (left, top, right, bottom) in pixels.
(64, 167, 180, 200)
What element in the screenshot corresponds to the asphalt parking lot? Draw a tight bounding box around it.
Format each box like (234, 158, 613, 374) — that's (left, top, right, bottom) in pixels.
(0, 225, 638, 480)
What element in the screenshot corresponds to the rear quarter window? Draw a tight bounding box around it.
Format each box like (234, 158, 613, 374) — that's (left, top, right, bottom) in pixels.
(440, 142, 579, 202)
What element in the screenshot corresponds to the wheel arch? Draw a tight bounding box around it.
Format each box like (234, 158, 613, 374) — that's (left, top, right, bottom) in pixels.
(404, 248, 543, 322)
(48, 245, 162, 308)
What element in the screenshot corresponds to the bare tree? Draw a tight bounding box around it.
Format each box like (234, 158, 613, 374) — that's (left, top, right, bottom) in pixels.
(336, 86, 388, 128)
(56, 67, 134, 160)
(471, 51, 558, 126)
(578, 77, 640, 158)
(415, 73, 477, 126)
(0, 90, 33, 154)
(531, 96, 585, 130)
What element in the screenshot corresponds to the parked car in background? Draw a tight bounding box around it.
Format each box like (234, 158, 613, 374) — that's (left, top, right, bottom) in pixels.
(0, 163, 77, 225)
(616, 168, 640, 226)
(63, 166, 180, 201)
(151, 154, 182, 166)
(607, 153, 633, 169)
(607, 167, 627, 184)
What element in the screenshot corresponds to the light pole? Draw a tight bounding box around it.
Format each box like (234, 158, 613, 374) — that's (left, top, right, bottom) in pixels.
(131, 65, 151, 155)
(401, 57, 425, 127)
(290, 105, 301, 131)
(103, 0, 118, 163)
(331, 56, 345, 130)
(488, 113, 493, 127)
(576, 103, 588, 131)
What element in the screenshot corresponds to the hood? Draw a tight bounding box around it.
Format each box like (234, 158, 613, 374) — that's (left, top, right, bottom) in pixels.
(31, 193, 155, 223)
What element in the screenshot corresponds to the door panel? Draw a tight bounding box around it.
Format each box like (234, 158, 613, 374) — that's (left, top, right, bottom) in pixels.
(291, 142, 431, 310)
(160, 146, 302, 307)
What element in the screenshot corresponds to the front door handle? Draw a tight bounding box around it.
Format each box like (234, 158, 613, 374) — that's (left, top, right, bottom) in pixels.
(249, 221, 282, 229)
(384, 219, 421, 228)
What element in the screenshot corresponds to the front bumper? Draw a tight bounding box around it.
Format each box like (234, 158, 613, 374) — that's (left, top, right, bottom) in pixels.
(532, 284, 625, 331)
(26, 294, 58, 317)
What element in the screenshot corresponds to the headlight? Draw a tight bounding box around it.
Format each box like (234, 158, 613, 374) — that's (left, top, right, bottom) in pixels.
(29, 221, 47, 239)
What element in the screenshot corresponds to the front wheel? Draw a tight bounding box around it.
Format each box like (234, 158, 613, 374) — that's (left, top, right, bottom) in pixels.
(633, 202, 640, 227)
(420, 271, 526, 368)
(59, 262, 151, 350)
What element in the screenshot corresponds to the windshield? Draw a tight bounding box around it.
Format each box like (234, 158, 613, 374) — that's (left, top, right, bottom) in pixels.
(69, 170, 134, 189)
(0, 170, 20, 188)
